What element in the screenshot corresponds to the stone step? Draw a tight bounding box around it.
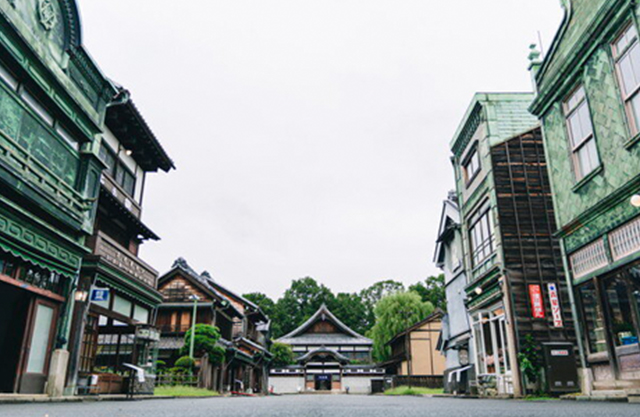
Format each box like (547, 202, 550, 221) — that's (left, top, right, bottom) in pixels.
(593, 379, 640, 390)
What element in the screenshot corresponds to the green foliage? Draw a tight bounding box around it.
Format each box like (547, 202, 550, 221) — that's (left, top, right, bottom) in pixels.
(518, 334, 542, 388)
(409, 274, 447, 311)
(270, 342, 295, 367)
(367, 291, 434, 362)
(156, 360, 167, 369)
(175, 356, 196, 370)
(154, 386, 219, 397)
(273, 277, 336, 337)
(180, 324, 225, 365)
(331, 292, 370, 336)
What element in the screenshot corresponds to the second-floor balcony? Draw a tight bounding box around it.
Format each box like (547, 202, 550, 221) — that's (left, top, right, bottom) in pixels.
(91, 230, 158, 289)
(101, 173, 141, 218)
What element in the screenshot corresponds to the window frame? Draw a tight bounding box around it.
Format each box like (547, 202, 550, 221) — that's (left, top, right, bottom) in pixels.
(98, 142, 137, 198)
(468, 203, 495, 268)
(563, 85, 600, 180)
(612, 22, 640, 136)
(462, 145, 481, 186)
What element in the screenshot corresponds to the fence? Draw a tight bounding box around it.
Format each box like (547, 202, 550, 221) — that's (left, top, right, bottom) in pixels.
(391, 375, 444, 389)
(155, 373, 198, 387)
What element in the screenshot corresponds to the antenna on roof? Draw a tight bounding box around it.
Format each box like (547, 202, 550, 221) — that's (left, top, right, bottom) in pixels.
(537, 31, 545, 58)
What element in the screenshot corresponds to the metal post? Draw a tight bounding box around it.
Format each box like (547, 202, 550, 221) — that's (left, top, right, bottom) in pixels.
(189, 296, 198, 360)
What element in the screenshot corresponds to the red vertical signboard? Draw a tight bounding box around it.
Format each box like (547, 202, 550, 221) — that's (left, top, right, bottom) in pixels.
(547, 283, 564, 328)
(529, 284, 545, 319)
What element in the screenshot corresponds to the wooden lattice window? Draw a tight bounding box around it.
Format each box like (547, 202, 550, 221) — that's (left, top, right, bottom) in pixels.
(570, 239, 609, 279)
(609, 215, 640, 261)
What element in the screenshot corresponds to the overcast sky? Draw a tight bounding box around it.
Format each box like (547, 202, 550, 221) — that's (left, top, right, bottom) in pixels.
(79, 1, 564, 299)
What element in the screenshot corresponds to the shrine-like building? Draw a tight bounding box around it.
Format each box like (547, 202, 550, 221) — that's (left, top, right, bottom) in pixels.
(269, 305, 384, 394)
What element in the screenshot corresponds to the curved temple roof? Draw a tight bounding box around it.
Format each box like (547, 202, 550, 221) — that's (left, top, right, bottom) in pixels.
(277, 304, 372, 346)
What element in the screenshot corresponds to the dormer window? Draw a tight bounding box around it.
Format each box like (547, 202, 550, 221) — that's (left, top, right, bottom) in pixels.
(462, 147, 481, 184)
(613, 23, 640, 136)
(563, 86, 600, 180)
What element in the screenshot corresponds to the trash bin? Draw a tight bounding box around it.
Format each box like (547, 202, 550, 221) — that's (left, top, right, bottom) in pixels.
(542, 342, 579, 394)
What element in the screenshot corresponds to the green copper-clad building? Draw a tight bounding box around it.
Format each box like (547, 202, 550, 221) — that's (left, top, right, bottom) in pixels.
(531, 0, 640, 397)
(0, 0, 173, 397)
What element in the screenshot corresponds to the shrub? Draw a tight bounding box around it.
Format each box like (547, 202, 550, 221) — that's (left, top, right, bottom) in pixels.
(175, 356, 196, 370)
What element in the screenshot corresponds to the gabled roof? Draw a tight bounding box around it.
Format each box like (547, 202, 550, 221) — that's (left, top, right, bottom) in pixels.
(433, 191, 461, 266)
(385, 309, 445, 347)
(158, 258, 243, 318)
(203, 274, 268, 323)
(277, 304, 372, 346)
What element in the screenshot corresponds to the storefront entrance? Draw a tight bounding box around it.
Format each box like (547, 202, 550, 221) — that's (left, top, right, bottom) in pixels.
(578, 263, 640, 381)
(472, 305, 513, 395)
(0, 281, 60, 393)
(315, 375, 331, 391)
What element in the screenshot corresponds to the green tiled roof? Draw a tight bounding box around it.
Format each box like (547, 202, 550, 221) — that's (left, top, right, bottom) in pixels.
(450, 93, 537, 157)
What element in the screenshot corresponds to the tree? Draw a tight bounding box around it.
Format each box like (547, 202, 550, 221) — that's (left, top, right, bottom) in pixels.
(367, 291, 434, 362)
(331, 292, 371, 335)
(180, 324, 226, 365)
(273, 277, 336, 337)
(359, 280, 406, 335)
(270, 342, 295, 367)
(409, 274, 446, 311)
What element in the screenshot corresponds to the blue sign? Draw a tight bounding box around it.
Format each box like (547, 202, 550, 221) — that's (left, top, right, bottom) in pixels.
(316, 375, 330, 381)
(90, 288, 110, 303)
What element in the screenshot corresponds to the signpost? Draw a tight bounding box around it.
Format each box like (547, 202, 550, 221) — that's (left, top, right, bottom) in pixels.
(547, 283, 564, 328)
(528, 284, 545, 319)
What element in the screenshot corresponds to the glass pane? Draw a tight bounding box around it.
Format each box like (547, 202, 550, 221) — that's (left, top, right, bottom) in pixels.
(133, 305, 150, 324)
(578, 104, 594, 139)
(113, 295, 132, 317)
(26, 304, 54, 373)
(630, 92, 640, 130)
(619, 53, 637, 96)
(579, 284, 607, 353)
(606, 277, 638, 347)
(567, 113, 583, 147)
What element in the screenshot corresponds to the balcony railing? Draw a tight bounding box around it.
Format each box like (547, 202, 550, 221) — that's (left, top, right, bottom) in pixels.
(158, 323, 191, 333)
(101, 173, 141, 218)
(93, 231, 158, 288)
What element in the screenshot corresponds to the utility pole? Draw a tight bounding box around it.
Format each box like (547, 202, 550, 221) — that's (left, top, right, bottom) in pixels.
(189, 295, 200, 360)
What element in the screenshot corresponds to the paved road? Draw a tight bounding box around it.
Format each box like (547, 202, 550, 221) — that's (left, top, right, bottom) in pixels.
(0, 395, 638, 417)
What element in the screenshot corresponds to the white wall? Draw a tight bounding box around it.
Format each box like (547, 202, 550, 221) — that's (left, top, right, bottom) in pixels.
(268, 376, 304, 394)
(342, 377, 371, 394)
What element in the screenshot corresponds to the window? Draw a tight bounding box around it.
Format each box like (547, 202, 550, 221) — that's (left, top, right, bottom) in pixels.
(98, 143, 137, 197)
(613, 23, 640, 135)
(564, 86, 600, 180)
(21, 90, 54, 126)
(55, 125, 79, 151)
(0, 63, 18, 90)
(469, 205, 494, 267)
(463, 148, 481, 183)
(578, 283, 607, 354)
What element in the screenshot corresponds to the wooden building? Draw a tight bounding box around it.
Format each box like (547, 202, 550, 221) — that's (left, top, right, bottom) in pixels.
(449, 94, 576, 396)
(0, 0, 129, 396)
(382, 310, 446, 385)
(67, 86, 174, 395)
(157, 258, 271, 393)
(269, 304, 384, 394)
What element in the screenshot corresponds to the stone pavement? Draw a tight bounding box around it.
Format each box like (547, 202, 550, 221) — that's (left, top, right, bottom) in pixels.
(0, 394, 639, 417)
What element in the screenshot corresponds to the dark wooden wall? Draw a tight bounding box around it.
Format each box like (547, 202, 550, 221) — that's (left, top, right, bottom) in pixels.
(491, 128, 576, 347)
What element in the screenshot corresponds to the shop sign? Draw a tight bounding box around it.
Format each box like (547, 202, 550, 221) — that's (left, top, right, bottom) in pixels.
(528, 284, 545, 319)
(90, 288, 110, 303)
(135, 326, 160, 342)
(548, 283, 564, 328)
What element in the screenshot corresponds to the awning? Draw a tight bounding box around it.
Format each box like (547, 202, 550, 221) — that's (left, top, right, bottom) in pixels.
(0, 235, 79, 279)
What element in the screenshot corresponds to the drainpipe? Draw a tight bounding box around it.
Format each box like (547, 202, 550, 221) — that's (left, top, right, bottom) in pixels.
(500, 269, 523, 398)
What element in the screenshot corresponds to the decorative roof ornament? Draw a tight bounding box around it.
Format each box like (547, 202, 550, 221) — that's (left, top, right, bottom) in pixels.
(38, 0, 58, 31)
(172, 257, 189, 269)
